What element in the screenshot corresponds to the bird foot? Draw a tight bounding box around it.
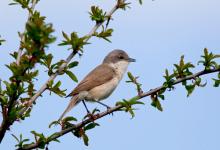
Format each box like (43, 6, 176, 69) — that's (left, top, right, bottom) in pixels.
(84, 112, 97, 121)
(106, 107, 113, 116)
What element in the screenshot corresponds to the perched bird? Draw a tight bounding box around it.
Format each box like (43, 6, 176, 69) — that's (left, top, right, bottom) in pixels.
(58, 49, 135, 121)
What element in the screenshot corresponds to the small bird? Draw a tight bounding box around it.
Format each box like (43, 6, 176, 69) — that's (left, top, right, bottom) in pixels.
(58, 49, 135, 121)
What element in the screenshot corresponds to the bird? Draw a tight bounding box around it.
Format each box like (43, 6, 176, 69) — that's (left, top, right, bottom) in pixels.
(58, 49, 135, 121)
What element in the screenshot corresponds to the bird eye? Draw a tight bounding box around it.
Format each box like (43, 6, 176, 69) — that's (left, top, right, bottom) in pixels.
(119, 55, 124, 59)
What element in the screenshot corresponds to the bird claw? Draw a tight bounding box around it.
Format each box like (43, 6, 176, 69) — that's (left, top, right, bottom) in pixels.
(84, 112, 97, 121)
(106, 107, 113, 116)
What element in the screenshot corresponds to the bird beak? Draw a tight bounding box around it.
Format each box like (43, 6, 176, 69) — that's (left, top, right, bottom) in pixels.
(128, 57, 136, 62)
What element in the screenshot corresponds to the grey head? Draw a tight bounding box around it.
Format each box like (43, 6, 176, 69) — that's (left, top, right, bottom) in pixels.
(103, 49, 136, 64)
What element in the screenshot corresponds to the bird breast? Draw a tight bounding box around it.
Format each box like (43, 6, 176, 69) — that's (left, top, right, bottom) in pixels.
(109, 60, 129, 80)
(86, 77, 119, 101)
(83, 61, 129, 102)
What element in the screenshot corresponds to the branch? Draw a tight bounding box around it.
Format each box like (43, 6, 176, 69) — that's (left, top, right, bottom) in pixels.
(16, 0, 37, 65)
(18, 0, 124, 116)
(0, 0, 38, 142)
(18, 68, 220, 150)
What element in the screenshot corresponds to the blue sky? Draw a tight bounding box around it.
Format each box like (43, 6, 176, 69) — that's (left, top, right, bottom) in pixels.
(0, 0, 220, 149)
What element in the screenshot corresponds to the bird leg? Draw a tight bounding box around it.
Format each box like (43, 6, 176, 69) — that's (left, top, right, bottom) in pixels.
(82, 100, 97, 120)
(93, 100, 113, 116)
(82, 100, 90, 114)
(94, 100, 111, 109)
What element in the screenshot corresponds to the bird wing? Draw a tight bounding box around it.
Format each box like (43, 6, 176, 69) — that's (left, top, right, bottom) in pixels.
(66, 63, 115, 97)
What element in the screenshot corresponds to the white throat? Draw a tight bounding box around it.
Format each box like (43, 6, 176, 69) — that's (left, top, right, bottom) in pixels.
(109, 61, 129, 80)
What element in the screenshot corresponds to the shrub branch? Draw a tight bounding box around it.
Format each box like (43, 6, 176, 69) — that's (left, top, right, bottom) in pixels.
(18, 67, 220, 150)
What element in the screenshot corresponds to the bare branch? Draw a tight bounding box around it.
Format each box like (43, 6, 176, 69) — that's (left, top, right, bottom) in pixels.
(18, 68, 220, 150)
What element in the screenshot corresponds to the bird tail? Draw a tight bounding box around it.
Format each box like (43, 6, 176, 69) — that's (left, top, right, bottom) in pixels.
(58, 95, 80, 122)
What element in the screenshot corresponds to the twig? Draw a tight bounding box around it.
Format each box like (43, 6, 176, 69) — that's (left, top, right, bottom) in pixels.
(18, 68, 220, 150)
(16, 0, 37, 65)
(18, 0, 122, 116)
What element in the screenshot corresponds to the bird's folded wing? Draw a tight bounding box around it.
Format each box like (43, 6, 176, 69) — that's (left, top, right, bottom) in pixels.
(66, 63, 115, 97)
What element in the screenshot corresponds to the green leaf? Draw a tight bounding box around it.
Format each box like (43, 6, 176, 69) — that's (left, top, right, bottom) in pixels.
(0, 36, 5, 45)
(82, 133, 89, 146)
(128, 108, 135, 118)
(138, 0, 143, 5)
(59, 32, 89, 51)
(65, 70, 78, 82)
(211, 74, 220, 87)
(11, 134, 19, 143)
(63, 116, 77, 122)
(68, 61, 78, 69)
(48, 133, 60, 143)
(158, 94, 165, 100)
(48, 121, 59, 128)
(151, 99, 163, 111)
(62, 31, 70, 42)
(128, 97, 144, 105)
(185, 84, 195, 97)
(127, 72, 134, 81)
(53, 81, 61, 89)
(151, 95, 163, 111)
(213, 78, 220, 87)
(84, 123, 100, 131)
(42, 53, 53, 68)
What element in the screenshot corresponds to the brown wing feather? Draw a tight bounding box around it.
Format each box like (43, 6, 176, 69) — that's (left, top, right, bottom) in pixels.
(66, 63, 115, 97)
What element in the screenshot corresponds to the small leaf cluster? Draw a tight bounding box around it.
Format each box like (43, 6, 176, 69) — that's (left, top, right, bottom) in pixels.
(126, 72, 143, 95)
(117, 1, 131, 10)
(89, 6, 106, 23)
(163, 69, 175, 90)
(59, 31, 89, 52)
(198, 48, 220, 70)
(9, 0, 40, 10)
(163, 55, 197, 97)
(150, 89, 165, 111)
(25, 12, 56, 51)
(55, 114, 99, 146)
(12, 134, 30, 149)
(116, 97, 144, 118)
(73, 122, 100, 146)
(47, 80, 66, 97)
(93, 26, 113, 42)
(174, 55, 195, 79)
(30, 131, 48, 149)
(14, 129, 62, 149)
(173, 55, 202, 97)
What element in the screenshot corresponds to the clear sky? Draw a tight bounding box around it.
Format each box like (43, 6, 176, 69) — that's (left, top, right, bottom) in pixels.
(0, 0, 220, 150)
